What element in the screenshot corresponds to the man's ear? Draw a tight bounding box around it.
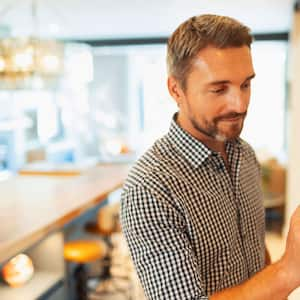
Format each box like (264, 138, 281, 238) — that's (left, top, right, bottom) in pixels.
(167, 76, 184, 106)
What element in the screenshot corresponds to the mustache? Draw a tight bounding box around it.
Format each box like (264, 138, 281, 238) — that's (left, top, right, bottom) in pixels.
(214, 111, 247, 122)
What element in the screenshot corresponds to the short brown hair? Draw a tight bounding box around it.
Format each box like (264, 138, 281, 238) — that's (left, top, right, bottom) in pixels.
(167, 14, 253, 90)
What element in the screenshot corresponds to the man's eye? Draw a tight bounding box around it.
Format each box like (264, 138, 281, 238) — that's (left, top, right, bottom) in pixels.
(210, 88, 225, 94)
(242, 82, 251, 89)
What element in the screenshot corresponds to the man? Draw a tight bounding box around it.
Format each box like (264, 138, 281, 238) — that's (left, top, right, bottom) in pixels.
(120, 14, 300, 299)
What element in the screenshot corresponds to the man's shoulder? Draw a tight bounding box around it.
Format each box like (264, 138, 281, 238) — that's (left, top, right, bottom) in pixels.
(239, 138, 256, 155)
(124, 135, 177, 192)
(238, 138, 260, 169)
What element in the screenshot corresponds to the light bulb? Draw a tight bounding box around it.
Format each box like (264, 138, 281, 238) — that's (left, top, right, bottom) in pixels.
(40, 54, 60, 74)
(0, 57, 6, 72)
(13, 52, 34, 71)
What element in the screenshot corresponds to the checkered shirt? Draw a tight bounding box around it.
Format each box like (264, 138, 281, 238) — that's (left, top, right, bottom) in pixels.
(120, 114, 266, 300)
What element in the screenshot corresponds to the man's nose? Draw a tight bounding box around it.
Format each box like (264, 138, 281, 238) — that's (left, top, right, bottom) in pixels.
(228, 90, 248, 113)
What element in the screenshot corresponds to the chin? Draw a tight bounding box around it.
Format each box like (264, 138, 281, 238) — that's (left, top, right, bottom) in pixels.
(217, 125, 243, 141)
(216, 130, 241, 142)
(215, 134, 227, 142)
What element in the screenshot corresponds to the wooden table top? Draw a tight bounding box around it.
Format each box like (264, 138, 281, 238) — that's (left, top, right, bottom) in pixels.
(0, 163, 130, 264)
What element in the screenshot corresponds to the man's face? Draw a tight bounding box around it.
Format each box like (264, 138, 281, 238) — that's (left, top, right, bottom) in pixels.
(170, 46, 255, 142)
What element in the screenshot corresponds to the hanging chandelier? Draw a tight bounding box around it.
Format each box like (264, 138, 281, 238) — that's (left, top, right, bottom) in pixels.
(0, 0, 64, 88)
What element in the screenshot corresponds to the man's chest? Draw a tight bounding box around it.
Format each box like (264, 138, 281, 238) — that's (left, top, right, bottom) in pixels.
(164, 159, 265, 292)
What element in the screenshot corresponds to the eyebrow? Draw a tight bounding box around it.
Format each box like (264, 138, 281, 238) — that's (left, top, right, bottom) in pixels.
(207, 73, 256, 86)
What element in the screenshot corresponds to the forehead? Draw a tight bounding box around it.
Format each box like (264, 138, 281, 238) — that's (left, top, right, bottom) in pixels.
(191, 46, 254, 83)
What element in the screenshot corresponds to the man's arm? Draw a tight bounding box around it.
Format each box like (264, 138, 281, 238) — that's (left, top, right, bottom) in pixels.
(121, 185, 208, 300)
(211, 206, 300, 300)
(211, 260, 290, 300)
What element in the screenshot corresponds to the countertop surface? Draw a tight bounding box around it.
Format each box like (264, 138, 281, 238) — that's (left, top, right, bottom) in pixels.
(0, 163, 130, 264)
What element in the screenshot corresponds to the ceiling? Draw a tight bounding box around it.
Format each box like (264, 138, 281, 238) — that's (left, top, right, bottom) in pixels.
(0, 0, 295, 40)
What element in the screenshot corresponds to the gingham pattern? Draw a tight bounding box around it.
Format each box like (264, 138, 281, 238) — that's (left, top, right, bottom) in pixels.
(120, 114, 266, 300)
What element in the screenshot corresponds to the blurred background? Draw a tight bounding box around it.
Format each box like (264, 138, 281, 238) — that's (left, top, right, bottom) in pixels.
(0, 0, 294, 235)
(0, 0, 293, 170)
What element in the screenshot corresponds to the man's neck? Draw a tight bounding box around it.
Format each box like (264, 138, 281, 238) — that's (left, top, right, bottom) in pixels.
(203, 138, 229, 168)
(176, 114, 226, 154)
(176, 113, 229, 165)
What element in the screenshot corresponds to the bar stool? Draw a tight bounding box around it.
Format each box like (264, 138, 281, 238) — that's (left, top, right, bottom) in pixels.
(83, 202, 131, 298)
(85, 202, 121, 237)
(84, 202, 120, 280)
(64, 239, 107, 300)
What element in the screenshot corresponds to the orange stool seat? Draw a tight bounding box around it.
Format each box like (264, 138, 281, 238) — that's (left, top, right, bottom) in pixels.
(64, 240, 107, 264)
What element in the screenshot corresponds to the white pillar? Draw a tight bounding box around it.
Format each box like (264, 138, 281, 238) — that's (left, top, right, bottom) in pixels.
(285, 5, 300, 300)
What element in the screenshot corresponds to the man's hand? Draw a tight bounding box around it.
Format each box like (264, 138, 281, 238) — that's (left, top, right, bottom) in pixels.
(278, 205, 300, 290)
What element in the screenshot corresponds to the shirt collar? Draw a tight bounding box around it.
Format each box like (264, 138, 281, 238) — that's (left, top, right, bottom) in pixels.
(167, 114, 212, 168)
(167, 113, 243, 169)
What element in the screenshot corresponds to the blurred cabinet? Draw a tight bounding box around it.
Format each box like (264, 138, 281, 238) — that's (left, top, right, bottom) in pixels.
(0, 232, 65, 300)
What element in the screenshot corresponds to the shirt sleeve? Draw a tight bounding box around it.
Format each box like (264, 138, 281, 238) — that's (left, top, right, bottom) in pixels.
(120, 184, 208, 300)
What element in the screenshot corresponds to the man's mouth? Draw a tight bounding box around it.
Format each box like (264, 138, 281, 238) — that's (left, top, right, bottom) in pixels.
(216, 112, 246, 123)
(221, 116, 243, 122)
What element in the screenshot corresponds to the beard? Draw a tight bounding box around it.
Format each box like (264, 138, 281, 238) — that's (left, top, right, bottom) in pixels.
(190, 111, 247, 142)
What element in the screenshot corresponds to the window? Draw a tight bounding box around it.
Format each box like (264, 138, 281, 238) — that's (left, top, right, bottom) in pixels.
(91, 40, 287, 160)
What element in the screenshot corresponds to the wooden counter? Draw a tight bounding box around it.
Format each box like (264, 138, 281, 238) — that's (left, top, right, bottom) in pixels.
(0, 163, 130, 264)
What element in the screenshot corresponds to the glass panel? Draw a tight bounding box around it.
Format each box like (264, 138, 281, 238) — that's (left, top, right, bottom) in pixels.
(241, 41, 287, 161)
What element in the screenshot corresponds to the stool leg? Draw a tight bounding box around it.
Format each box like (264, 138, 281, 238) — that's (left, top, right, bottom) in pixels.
(74, 264, 88, 300)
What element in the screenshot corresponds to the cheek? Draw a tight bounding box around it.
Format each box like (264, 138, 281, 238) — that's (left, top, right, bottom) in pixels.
(185, 92, 226, 121)
(204, 100, 226, 119)
(198, 99, 223, 122)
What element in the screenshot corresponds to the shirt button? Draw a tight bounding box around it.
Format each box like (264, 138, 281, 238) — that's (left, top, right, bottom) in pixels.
(217, 164, 224, 172)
